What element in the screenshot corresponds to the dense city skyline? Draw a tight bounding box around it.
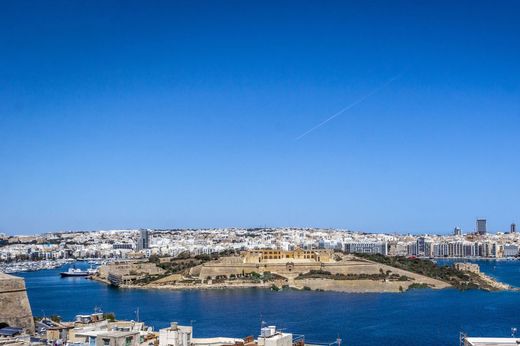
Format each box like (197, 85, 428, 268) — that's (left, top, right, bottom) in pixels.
(3, 222, 520, 269)
(2, 221, 520, 237)
(1, 1, 520, 234)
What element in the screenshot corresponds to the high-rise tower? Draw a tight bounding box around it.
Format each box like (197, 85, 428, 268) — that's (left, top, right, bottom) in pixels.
(136, 229, 150, 250)
(476, 219, 487, 235)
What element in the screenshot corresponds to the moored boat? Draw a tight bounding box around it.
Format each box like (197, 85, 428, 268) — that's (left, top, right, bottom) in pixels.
(59, 267, 89, 277)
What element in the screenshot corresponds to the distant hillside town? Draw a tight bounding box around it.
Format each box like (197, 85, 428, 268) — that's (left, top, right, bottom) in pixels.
(1, 219, 519, 269)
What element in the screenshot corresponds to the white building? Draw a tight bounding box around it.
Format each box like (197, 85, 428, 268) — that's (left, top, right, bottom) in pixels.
(257, 326, 292, 346)
(464, 337, 520, 345)
(344, 242, 388, 255)
(159, 323, 192, 346)
(503, 244, 519, 257)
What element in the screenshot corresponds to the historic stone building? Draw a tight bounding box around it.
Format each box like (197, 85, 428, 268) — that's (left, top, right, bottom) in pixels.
(0, 272, 35, 334)
(98, 262, 166, 286)
(243, 248, 333, 263)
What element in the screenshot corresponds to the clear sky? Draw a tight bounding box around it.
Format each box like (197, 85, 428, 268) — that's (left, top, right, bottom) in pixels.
(1, 1, 519, 235)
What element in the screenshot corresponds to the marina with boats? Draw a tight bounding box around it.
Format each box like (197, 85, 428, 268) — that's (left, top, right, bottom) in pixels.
(0, 258, 108, 275)
(0, 259, 71, 274)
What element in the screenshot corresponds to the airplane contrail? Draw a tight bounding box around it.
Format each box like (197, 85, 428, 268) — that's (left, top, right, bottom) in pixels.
(295, 74, 402, 141)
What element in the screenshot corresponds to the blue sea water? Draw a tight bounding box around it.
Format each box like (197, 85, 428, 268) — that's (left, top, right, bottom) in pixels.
(16, 260, 520, 346)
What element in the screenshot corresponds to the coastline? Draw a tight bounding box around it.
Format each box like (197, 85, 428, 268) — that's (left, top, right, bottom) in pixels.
(89, 255, 516, 293)
(93, 276, 447, 293)
(18, 255, 520, 346)
(93, 274, 514, 293)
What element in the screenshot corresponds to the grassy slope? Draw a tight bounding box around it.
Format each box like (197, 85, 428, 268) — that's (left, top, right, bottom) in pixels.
(354, 253, 497, 291)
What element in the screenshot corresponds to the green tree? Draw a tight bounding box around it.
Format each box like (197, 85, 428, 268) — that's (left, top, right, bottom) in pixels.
(50, 315, 61, 323)
(103, 312, 116, 322)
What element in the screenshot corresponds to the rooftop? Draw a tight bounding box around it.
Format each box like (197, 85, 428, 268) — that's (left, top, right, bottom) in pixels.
(465, 337, 520, 346)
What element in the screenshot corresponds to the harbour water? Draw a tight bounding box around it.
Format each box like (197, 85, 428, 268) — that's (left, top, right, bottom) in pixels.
(17, 260, 520, 346)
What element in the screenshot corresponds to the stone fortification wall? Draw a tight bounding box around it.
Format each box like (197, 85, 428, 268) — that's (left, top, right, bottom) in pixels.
(198, 257, 441, 282)
(99, 262, 165, 278)
(0, 273, 35, 334)
(199, 261, 326, 278)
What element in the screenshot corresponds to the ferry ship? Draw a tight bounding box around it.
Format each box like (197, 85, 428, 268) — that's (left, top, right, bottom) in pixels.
(59, 266, 97, 277)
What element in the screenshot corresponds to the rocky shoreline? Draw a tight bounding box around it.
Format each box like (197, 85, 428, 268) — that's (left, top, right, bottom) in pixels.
(95, 273, 514, 293)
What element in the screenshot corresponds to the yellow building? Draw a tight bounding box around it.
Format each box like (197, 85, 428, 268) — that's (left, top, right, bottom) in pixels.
(243, 248, 333, 263)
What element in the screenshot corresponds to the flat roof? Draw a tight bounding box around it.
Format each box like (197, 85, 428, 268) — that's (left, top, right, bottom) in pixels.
(76, 330, 139, 338)
(465, 337, 520, 345)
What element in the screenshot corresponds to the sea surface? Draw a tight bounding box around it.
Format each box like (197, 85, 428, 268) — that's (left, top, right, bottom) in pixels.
(16, 260, 520, 346)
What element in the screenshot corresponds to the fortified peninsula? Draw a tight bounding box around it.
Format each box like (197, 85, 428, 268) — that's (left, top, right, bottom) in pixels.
(92, 249, 510, 293)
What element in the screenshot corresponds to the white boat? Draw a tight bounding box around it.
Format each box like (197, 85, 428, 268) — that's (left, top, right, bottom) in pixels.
(60, 267, 89, 277)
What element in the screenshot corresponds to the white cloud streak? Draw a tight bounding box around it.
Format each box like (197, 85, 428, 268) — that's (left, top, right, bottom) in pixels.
(295, 74, 402, 141)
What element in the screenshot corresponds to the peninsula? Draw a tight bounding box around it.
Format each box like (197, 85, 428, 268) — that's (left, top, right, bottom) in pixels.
(91, 249, 510, 293)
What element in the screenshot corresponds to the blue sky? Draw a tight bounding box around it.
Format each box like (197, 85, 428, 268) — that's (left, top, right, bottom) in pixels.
(1, 1, 519, 235)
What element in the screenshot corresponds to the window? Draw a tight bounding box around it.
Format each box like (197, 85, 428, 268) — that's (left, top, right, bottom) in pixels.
(102, 339, 110, 346)
(125, 337, 132, 346)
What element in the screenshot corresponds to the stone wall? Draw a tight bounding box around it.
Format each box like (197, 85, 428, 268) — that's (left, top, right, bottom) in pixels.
(99, 262, 165, 278)
(199, 261, 335, 278)
(242, 249, 334, 264)
(197, 257, 450, 291)
(296, 278, 411, 292)
(0, 273, 35, 334)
